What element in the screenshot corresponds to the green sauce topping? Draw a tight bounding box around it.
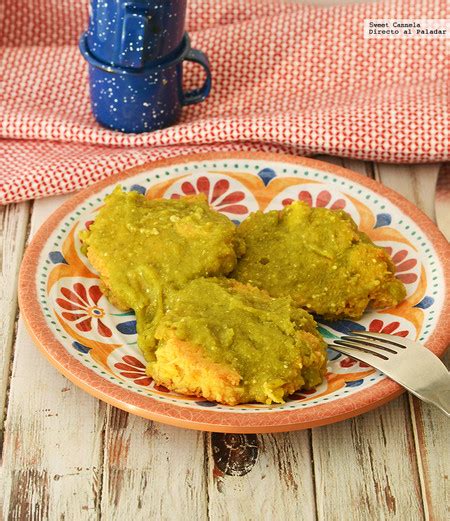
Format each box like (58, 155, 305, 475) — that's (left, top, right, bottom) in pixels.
(233, 202, 406, 319)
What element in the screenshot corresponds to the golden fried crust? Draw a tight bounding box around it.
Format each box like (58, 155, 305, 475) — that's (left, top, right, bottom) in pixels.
(144, 277, 328, 405)
(148, 331, 327, 406)
(147, 334, 245, 406)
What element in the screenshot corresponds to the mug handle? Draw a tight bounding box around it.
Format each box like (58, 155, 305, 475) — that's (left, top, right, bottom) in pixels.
(182, 48, 212, 106)
(120, 4, 161, 68)
(120, 6, 149, 68)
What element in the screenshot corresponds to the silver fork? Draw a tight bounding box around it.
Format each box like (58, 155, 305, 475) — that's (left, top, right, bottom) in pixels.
(329, 331, 450, 417)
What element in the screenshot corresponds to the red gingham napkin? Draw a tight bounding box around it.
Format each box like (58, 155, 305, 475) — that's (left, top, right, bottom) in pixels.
(1, 0, 448, 204)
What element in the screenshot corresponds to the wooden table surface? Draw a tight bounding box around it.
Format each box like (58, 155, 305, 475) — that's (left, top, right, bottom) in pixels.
(0, 157, 448, 520)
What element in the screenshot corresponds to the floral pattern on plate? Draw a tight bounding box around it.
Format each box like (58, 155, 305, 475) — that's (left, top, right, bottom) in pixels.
(55, 282, 113, 338)
(265, 183, 360, 225)
(377, 241, 422, 298)
(114, 355, 153, 387)
(33, 158, 443, 418)
(162, 173, 259, 221)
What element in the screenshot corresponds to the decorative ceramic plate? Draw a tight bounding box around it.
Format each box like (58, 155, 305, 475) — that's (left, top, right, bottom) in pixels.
(19, 153, 450, 433)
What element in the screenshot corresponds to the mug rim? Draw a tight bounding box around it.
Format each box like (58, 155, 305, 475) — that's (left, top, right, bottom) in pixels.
(79, 32, 191, 75)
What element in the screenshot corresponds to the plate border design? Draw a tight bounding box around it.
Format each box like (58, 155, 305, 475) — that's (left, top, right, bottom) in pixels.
(19, 152, 450, 433)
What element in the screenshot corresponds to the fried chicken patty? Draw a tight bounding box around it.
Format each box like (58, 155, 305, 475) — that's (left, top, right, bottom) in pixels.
(143, 278, 327, 405)
(232, 201, 406, 320)
(80, 187, 244, 311)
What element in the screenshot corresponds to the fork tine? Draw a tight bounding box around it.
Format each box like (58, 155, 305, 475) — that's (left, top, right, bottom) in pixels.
(332, 339, 389, 360)
(350, 331, 407, 349)
(340, 335, 398, 354)
(332, 333, 450, 418)
(327, 343, 384, 369)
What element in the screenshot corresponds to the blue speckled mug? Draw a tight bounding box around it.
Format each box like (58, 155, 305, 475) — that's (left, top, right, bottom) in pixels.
(80, 33, 211, 133)
(87, 0, 187, 68)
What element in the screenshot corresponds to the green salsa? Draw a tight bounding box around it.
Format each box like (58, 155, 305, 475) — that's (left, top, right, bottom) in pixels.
(80, 190, 328, 405)
(233, 201, 406, 319)
(80, 187, 244, 311)
(146, 278, 327, 404)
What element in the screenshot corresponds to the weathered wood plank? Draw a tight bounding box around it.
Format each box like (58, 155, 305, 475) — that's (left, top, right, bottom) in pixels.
(435, 164, 450, 241)
(314, 155, 373, 177)
(311, 160, 425, 521)
(374, 164, 439, 221)
(2, 159, 446, 521)
(410, 377, 450, 521)
(205, 155, 355, 521)
(313, 400, 424, 521)
(1, 196, 106, 520)
(206, 431, 317, 521)
(0, 202, 30, 442)
(376, 163, 449, 521)
(100, 407, 208, 520)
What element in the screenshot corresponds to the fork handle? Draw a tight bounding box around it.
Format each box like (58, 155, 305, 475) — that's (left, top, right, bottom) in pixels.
(406, 372, 450, 418)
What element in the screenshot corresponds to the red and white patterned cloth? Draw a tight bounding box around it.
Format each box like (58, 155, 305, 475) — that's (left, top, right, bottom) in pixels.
(0, 0, 448, 204)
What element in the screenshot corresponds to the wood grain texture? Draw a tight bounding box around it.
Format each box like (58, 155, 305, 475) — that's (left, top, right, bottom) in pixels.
(374, 164, 439, 221)
(434, 164, 449, 242)
(311, 160, 426, 521)
(313, 398, 424, 521)
(100, 406, 208, 520)
(1, 197, 106, 521)
(206, 431, 317, 521)
(2, 158, 448, 520)
(410, 377, 450, 521)
(204, 156, 370, 521)
(376, 163, 449, 521)
(0, 202, 30, 440)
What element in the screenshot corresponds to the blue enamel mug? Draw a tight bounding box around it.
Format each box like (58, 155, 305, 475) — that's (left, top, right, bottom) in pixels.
(87, 0, 187, 68)
(80, 33, 211, 133)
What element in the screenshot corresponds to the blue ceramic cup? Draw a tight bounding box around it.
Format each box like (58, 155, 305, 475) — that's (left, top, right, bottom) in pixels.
(87, 0, 187, 68)
(79, 33, 211, 133)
